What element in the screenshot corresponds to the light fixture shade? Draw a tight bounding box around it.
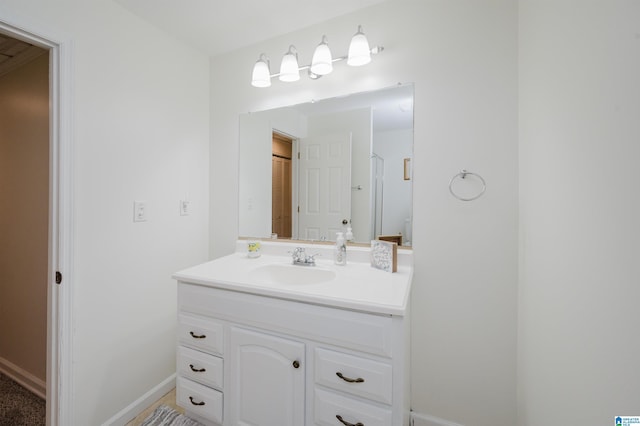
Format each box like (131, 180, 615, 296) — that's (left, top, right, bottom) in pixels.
(310, 35, 333, 76)
(279, 45, 300, 82)
(251, 54, 271, 87)
(347, 25, 371, 66)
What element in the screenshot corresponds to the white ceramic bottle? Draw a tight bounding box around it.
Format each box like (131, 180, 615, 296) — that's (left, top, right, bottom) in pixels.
(334, 232, 347, 265)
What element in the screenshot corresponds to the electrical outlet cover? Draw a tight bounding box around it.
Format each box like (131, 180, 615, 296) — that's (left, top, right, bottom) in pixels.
(134, 201, 148, 222)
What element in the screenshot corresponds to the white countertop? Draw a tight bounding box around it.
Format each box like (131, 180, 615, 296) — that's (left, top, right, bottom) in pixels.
(173, 241, 413, 316)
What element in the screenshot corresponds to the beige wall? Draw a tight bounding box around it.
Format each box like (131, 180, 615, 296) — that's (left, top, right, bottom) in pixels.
(0, 53, 49, 383)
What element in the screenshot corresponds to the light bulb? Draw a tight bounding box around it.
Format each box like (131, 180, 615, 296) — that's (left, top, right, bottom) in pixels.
(310, 35, 333, 76)
(251, 54, 271, 88)
(279, 45, 300, 82)
(348, 25, 371, 67)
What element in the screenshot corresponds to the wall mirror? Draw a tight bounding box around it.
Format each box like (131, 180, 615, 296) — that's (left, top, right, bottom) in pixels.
(239, 83, 414, 247)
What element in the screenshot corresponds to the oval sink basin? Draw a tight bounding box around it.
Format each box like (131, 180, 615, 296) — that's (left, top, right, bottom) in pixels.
(249, 264, 336, 286)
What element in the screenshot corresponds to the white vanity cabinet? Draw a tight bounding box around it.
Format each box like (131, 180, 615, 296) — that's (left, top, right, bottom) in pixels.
(175, 278, 410, 426)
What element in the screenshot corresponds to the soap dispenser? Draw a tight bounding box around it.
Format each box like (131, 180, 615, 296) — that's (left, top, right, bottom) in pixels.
(334, 232, 347, 265)
(345, 226, 354, 242)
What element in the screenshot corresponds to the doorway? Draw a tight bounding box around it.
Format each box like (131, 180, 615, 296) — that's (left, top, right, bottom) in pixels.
(0, 34, 48, 403)
(272, 132, 293, 239)
(0, 20, 72, 426)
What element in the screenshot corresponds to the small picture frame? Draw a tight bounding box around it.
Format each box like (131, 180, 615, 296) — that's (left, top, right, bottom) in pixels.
(370, 240, 398, 273)
(403, 158, 411, 180)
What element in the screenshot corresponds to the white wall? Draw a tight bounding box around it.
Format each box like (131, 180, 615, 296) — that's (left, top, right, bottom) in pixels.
(373, 128, 412, 239)
(238, 112, 273, 238)
(0, 1, 210, 424)
(0, 53, 49, 388)
(209, 1, 518, 425)
(518, 1, 640, 424)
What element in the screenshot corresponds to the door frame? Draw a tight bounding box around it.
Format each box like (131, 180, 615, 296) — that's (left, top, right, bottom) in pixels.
(0, 16, 74, 426)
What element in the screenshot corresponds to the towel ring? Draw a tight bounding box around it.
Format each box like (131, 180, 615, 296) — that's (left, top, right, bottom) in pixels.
(449, 170, 486, 201)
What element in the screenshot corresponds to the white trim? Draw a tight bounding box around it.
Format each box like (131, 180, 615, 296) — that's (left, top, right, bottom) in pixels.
(411, 411, 466, 426)
(0, 356, 46, 399)
(51, 34, 75, 426)
(0, 13, 74, 426)
(101, 374, 177, 426)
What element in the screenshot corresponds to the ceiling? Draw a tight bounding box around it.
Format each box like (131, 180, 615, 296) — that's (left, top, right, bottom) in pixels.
(1, 1, 389, 77)
(0, 33, 47, 78)
(113, 0, 389, 56)
(292, 84, 414, 132)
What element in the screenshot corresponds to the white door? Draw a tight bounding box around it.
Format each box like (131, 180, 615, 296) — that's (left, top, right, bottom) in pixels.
(298, 132, 352, 241)
(228, 326, 305, 426)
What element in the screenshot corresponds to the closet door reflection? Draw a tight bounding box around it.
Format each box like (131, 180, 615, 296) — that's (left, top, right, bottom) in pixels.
(272, 133, 292, 239)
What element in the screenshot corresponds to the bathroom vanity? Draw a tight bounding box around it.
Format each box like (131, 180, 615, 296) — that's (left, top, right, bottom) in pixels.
(173, 241, 412, 426)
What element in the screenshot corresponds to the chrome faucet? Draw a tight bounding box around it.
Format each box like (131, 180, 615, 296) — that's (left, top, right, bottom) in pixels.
(290, 247, 319, 266)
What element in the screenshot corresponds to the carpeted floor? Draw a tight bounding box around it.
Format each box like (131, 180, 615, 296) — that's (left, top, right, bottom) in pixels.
(141, 404, 204, 426)
(0, 373, 45, 426)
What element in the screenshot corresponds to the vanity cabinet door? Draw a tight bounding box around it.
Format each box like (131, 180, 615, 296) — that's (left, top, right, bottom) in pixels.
(228, 326, 305, 426)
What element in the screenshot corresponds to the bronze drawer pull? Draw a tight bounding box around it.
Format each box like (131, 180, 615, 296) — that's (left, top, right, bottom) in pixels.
(189, 396, 205, 406)
(336, 372, 364, 383)
(189, 364, 206, 373)
(292, 360, 300, 369)
(189, 331, 206, 339)
(336, 414, 364, 426)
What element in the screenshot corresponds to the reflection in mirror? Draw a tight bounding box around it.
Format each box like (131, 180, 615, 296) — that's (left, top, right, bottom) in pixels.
(239, 83, 414, 246)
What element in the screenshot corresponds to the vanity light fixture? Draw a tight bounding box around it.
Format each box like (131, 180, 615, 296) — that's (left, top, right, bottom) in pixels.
(250, 25, 383, 88)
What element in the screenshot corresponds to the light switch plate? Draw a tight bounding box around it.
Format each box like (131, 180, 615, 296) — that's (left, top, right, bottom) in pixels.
(134, 201, 148, 222)
(180, 200, 190, 216)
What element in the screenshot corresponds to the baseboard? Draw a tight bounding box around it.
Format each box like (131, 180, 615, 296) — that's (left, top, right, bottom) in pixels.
(0, 356, 46, 399)
(102, 373, 176, 426)
(411, 411, 465, 426)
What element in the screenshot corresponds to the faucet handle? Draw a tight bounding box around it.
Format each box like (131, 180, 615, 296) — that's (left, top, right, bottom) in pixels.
(289, 247, 306, 262)
(305, 253, 320, 266)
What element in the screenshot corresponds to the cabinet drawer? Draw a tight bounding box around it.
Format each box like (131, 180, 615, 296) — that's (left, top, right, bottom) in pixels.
(177, 346, 223, 389)
(315, 348, 392, 405)
(314, 388, 392, 426)
(176, 377, 223, 425)
(179, 283, 394, 357)
(178, 313, 223, 355)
